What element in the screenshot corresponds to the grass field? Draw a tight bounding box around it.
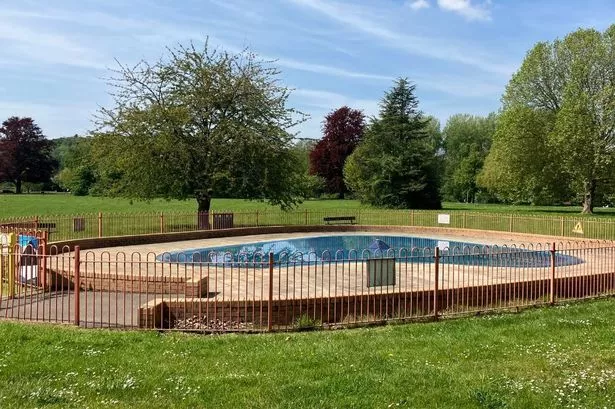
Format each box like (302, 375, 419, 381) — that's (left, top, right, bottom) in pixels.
(2, 194, 615, 218)
(0, 299, 614, 408)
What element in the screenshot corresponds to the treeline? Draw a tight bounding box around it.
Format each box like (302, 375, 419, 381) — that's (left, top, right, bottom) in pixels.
(2, 25, 614, 214)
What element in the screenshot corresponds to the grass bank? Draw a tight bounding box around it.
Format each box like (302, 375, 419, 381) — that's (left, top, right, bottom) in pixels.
(1, 299, 615, 408)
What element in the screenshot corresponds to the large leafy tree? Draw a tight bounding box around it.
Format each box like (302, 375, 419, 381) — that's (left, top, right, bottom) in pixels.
(442, 113, 496, 203)
(92, 41, 306, 215)
(480, 25, 615, 213)
(309, 106, 365, 198)
(0, 117, 56, 193)
(53, 136, 97, 195)
(344, 79, 442, 209)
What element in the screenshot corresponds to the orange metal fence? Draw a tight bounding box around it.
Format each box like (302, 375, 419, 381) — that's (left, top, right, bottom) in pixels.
(2, 210, 615, 242)
(1, 240, 614, 331)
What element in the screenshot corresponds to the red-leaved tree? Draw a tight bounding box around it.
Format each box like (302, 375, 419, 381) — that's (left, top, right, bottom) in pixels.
(309, 106, 365, 198)
(0, 117, 56, 193)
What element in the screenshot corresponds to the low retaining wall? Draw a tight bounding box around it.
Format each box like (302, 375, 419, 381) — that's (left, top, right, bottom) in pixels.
(48, 269, 209, 296)
(139, 270, 615, 329)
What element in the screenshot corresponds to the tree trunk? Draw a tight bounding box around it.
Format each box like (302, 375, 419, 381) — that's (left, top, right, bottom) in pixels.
(196, 191, 212, 230)
(15, 179, 22, 194)
(582, 179, 596, 214)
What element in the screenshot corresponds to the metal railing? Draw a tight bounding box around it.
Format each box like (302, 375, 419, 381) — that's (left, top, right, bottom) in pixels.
(1, 209, 615, 241)
(1, 240, 614, 331)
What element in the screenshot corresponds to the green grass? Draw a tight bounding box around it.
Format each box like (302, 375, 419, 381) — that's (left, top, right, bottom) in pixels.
(1, 299, 615, 408)
(0, 194, 372, 218)
(2, 193, 615, 218)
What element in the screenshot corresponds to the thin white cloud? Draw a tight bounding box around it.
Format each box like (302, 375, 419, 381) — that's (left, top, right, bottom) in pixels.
(287, 0, 512, 76)
(437, 0, 491, 21)
(292, 88, 380, 115)
(408, 0, 430, 10)
(275, 58, 393, 82)
(0, 21, 107, 70)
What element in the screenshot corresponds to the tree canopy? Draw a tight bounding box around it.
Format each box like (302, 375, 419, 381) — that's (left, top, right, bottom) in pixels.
(53, 136, 97, 196)
(480, 25, 615, 212)
(309, 106, 365, 198)
(0, 117, 56, 194)
(92, 41, 307, 215)
(344, 79, 442, 209)
(442, 113, 496, 203)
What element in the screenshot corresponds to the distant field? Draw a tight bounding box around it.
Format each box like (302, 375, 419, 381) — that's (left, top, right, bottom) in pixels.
(2, 193, 615, 218)
(1, 298, 615, 408)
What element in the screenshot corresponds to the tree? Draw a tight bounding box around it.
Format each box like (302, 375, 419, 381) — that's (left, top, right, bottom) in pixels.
(92, 41, 307, 217)
(442, 113, 496, 203)
(480, 25, 615, 213)
(309, 106, 365, 198)
(0, 117, 56, 194)
(344, 79, 442, 209)
(53, 136, 97, 195)
(292, 138, 325, 198)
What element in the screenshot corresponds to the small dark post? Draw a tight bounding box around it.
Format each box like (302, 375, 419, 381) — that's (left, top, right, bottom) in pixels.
(98, 212, 103, 238)
(74, 245, 81, 326)
(434, 247, 440, 319)
(268, 252, 274, 331)
(160, 212, 164, 233)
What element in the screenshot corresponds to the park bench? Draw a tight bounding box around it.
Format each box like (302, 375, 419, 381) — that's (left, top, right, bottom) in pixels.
(323, 216, 356, 225)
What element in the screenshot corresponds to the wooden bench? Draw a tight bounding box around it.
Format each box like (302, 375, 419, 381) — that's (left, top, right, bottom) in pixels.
(323, 216, 356, 225)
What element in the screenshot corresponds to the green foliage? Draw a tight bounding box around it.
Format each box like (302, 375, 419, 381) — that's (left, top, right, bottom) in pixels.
(442, 114, 496, 203)
(52, 136, 97, 195)
(92, 40, 307, 212)
(478, 107, 570, 205)
(344, 79, 442, 209)
(483, 25, 615, 212)
(294, 314, 321, 330)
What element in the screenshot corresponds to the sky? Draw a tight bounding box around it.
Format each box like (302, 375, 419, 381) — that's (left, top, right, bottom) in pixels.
(0, 0, 613, 140)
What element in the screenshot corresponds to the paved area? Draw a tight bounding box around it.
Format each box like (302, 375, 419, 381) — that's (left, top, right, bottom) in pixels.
(41, 230, 615, 303)
(0, 289, 155, 328)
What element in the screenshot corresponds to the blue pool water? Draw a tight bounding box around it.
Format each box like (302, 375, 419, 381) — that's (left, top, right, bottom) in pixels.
(157, 235, 583, 268)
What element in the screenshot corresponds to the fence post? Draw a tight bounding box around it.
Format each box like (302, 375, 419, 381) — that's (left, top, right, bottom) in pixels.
(509, 214, 513, 232)
(98, 212, 103, 238)
(410, 210, 415, 226)
(34, 215, 39, 230)
(560, 217, 564, 237)
(74, 245, 81, 326)
(160, 212, 164, 233)
(434, 247, 440, 320)
(268, 252, 274, 331)
(256, 210, 259, 227)
(7, 233, 16, 298)
(550, 242, 556, 304)
(305, 209, 308, 225)
(41, 231, 48, 289)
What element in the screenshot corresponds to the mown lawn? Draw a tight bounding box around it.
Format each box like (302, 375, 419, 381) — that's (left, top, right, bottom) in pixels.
(1, 299, 615, 408)
(2, 194, 615, 218)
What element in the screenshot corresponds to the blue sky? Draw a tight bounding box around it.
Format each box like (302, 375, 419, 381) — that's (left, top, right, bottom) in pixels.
(0, 0, 612, 139)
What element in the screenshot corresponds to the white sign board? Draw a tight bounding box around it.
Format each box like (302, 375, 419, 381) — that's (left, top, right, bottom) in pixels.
(437, 241, 450, 250)
(0, 233, 8, 254)
(437, 214, 451, 224)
